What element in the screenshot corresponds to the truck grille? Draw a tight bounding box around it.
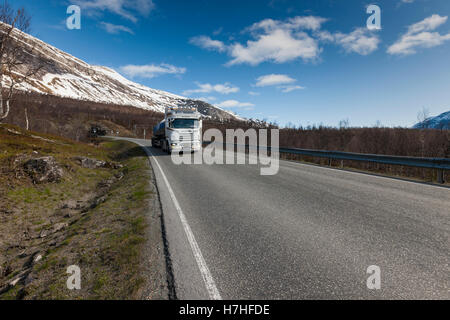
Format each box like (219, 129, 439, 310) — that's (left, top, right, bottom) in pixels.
(179, 133, 193, 142)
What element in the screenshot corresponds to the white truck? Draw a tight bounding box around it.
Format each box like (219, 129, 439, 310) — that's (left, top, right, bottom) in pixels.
(152, 106, 202, 154)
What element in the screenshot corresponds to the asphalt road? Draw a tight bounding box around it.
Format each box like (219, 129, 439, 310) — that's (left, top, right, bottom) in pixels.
(114, 137, 449, 300)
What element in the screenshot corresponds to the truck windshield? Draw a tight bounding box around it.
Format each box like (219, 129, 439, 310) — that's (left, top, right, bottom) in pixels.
(170, 119, 199, 129)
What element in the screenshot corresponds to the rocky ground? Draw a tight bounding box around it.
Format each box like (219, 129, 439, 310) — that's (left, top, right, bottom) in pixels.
(0, 124, 168, 299)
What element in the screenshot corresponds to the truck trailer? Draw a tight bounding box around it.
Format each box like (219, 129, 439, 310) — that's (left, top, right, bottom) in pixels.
(152, 106, 202, 154)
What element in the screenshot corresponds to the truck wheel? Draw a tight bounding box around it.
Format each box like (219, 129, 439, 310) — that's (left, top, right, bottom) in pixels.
(163, 140, 171, 154)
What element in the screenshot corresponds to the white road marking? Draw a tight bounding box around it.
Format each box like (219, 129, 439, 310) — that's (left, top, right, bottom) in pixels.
(135, 141, 222, 300)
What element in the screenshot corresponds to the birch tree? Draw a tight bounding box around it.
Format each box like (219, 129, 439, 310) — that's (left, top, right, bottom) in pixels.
(0, 0, 40, 122)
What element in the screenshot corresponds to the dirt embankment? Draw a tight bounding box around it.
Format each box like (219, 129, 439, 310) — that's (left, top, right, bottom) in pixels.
(0, 124, 168, 299)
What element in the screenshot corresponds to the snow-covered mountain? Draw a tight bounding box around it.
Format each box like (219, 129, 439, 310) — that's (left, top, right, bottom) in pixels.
(0, 22, 241, 121)
(413, 111, 450, 129)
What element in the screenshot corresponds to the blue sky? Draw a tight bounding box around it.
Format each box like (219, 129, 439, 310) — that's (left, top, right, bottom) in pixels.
(13, 0, 450, 127)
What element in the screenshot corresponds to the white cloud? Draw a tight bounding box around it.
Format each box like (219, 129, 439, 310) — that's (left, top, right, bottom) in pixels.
(119, 63, 186, 78)
(388, 32, 450, 55)
(73, 0, 154, 23)
(407, 14, 448, 34)
(213, 27, 223, 35)
(388, 14, 450, 55)
(279, 85, 305, 93)
(229, 16, 326, 65)
(401, 0, 414, 3)
(288, 16, 328, 31)
(100, 22, 134, 34)
(320, 28, 380, 55)
(189, 36, 226, 52)
(255, 74, 296, 87)
(317, 30, 335, 42)
(227, 17, 323, 65)
(248, 16, 328, 33)
(190, 15, 383, 64)
(183, 82, 239, 95)
(190, 16, 326, 66)
(248, 91, 260, 96)
(254, 74, 305, 93)
(217, 100, 255, 108)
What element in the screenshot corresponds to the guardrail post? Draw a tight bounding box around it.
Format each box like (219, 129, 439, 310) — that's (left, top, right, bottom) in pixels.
(437, 170, 445, 184)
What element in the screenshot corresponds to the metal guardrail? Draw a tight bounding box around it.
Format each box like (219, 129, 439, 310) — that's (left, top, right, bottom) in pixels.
(204, 141, 449, 183)
(277, 147, 450, 170)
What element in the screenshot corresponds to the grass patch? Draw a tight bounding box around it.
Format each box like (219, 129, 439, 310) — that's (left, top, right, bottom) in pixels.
(0, 125, 161, 300)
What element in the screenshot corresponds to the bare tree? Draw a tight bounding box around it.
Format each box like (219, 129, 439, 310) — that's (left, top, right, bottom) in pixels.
(374, 120, 383, 128)
(416, 107, 430, 129)
(0, 0, 41, 122)
(416, 107, 431, 157)
(339, 118, 350, 129)
(24, 107, 28, 129)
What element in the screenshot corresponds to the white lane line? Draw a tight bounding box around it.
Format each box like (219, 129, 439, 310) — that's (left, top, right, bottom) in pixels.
(135, 141, 222, 300)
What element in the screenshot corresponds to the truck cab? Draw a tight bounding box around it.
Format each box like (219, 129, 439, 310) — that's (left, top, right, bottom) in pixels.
(152, 106, 202, 154)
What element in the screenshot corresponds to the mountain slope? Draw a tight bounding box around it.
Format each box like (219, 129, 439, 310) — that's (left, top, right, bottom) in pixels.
(413, 111, 450, 129)
(0, 22, 240, 121)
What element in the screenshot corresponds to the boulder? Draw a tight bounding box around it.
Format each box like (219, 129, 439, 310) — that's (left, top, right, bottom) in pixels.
(52, 222, 68, 233)
(23, 156, 63, 184)
(74, 157, 122, 169)
(39, 222, 68, 238)
(39, 229, 49, 238)
(74, 157, 106, 169)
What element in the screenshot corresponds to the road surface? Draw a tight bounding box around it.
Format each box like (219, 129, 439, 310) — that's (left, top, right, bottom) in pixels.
(114, 137, 449, 300)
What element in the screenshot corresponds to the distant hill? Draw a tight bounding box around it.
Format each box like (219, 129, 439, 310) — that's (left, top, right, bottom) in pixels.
(0, 22, 240, 121)
(413, 111, 450, 129)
